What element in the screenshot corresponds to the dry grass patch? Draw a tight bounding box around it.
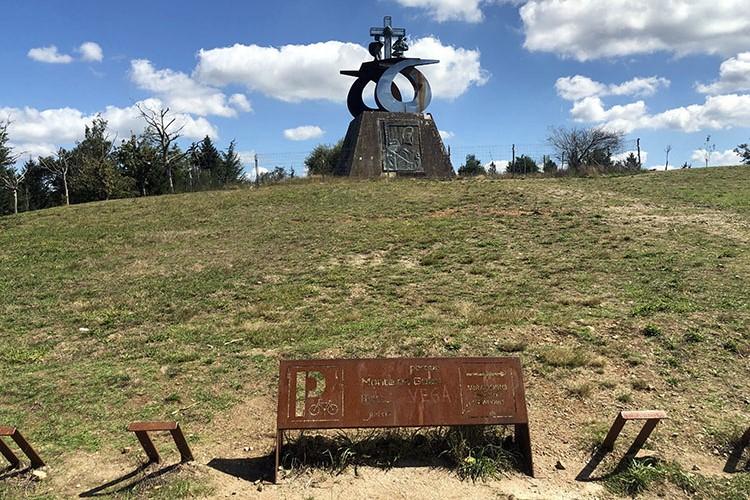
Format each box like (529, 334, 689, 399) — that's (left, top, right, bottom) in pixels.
(537, 346, 605, 369)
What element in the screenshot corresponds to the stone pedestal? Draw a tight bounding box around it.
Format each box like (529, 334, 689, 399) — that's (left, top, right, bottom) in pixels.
(335, 111, 453, 178)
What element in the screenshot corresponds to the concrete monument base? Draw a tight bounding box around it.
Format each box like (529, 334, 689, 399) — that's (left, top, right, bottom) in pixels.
(335, 111, 453, 178)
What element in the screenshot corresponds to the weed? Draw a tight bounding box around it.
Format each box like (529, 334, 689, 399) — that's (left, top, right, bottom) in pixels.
(631, 379, 653, 391)
(599, 379, 617, 389)
(722, 340, 739, 353)
(581, 421, 610, 452)
(623, 351, 644, 366)
(642, 324, 662, 337)
(494, 340, 527, 353)
(684, 330, 706, 343)
(281, 426, 519, 481)
(566, 381, 593, 399)
(164, 393, 181, 403)
(538, 346, 603, 369)
(705, 421, 750, 455)
(605, 458, 700, 497)
(616, 392, 633, 403)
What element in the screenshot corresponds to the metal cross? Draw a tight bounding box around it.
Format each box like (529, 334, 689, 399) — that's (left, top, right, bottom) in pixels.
(370, 16, 406, 59)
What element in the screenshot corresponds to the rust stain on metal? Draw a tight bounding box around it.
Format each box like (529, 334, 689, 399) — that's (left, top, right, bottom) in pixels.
(126, 421, 194, 464)
(275, 357, 533, 481)
(0, 426, 45, 469)
(601, 410, 668, 454)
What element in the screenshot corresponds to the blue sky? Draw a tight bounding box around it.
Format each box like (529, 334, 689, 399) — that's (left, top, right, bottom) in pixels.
(2, 0, 750, 173)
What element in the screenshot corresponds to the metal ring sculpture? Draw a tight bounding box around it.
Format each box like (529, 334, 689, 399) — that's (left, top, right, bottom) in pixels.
(342, 58, 438, 117)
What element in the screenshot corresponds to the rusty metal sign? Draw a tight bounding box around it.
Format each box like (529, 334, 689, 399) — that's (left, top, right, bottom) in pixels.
(275, 357, 533, 481)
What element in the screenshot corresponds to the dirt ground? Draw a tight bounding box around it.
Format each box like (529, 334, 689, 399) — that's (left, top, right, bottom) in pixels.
(28, 393, 739, 499)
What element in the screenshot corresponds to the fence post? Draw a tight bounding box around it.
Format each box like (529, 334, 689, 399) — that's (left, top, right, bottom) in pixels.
(254, 154, 260, 188)
(637, 138, 642, 168)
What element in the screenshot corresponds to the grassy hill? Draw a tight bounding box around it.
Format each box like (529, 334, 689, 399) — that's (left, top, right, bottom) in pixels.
(1, 167, 748, 498)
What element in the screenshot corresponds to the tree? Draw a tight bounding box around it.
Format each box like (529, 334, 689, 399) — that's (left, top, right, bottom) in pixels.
(0, 166, 27, 215)
(305, 141, 343, 177)
(547, 126, 624, 172)
(21, 158, 53, 211)
(0, 121, 24, 214)
(457, 154, 485, 176)
(218, 140, 244, 185)
(138, 105, 188, 193)
(69, 117, 128, 202)
(117, 134, 158, 196)
(703, 135, 716, 168)
(39, 148, 72, 205)
(614, 152, 641, 172)
(191, 136, 222, 188)
(506, 155, 539, 175)
(258, 166, 287, 184)
(543, 156, 558, 174)
(486, 162, 498, 176)
(734, 141, 750, 165)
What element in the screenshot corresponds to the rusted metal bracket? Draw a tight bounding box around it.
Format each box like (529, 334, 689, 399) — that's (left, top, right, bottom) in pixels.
(126, 421, 193, 464)
(0, 426, 45, 469)
(601, 410, 667, 456)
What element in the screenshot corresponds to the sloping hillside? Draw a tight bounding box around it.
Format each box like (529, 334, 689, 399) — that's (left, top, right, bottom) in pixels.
(1, 167, 748, 498)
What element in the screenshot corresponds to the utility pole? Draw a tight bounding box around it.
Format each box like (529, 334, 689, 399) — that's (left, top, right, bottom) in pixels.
(636, 138, 642, 168)
(254, 153, 260, 188)
(665, 145, 672, 171)
(512, 144, 516, 171)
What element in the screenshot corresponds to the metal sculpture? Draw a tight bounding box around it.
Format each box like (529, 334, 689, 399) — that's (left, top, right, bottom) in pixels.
(342, 16, 438, 117)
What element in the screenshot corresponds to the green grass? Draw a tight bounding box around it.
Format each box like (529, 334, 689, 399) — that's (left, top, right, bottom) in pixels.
(604, 457, 750, 499)
(281, 426, 518, 481)
(0, 166, 749, 496)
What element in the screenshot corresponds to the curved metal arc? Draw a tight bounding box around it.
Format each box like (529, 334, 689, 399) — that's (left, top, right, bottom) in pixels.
(375, 58, 438, 114)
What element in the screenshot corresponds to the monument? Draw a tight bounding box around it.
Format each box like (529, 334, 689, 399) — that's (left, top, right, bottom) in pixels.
(335, 17, 454, 178)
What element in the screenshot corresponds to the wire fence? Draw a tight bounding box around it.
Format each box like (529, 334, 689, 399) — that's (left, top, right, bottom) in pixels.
(446, 139, 641, 171)
(249, 138, 643, 178)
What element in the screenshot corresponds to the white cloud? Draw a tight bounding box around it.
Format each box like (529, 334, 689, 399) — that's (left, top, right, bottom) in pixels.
(520, 0, 750, 61)
(566, 93, 750, 134)
(194, 37, 487, 104)
(570, 96, 647, 127)
(697, 52, 750, 95)
(130, 59, 251, 117)
(8, 142, 58, 159)
(559, 62, 750, 134)
(439, 130, 454, 140)
(229, 93, 252, 112)
(484, 159, 509, 173)
(78, 42, 103, 62)
(283, 125, 325, 141)
(556, 75, 669, 101)
(392, 0, 523, 23)
(237, 150, 256, 166)
(691, 148, 742, 167)
(195, 41, 364, 102)
(409, 37, 490, 99)
(27, 46, 74, 64)
(555, 76, 606, 101)
(393, 0, 486, 23)
(0, 99, 216, 158)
